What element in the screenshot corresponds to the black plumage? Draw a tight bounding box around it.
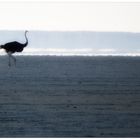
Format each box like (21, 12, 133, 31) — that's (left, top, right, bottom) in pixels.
(2, 41, 25, 53)
(0, 31, 28, 66)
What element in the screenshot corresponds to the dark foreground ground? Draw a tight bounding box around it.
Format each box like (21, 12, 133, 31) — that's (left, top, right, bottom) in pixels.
(0, 56, 140, 137)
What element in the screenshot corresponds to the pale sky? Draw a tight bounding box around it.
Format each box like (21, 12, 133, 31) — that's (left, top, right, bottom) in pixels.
(0, 1, 140, 32)
(0, 1, 140, 55)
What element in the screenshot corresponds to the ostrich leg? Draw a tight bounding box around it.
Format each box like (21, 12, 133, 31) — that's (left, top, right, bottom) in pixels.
(8, 52, 16, 66)
(11, 54, 16, 66)
(8, 52, 11, 67)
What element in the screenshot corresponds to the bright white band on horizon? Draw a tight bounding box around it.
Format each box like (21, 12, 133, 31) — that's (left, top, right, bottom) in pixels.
(1, 48, 140, 56)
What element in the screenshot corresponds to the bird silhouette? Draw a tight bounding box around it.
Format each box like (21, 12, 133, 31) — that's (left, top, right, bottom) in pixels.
(0, 31, 28, 66)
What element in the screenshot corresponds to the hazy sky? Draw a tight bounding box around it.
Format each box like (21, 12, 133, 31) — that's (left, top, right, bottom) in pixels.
(0, 2, 140, 32)
(0, 1, 140, 55)
(0, 31, 140, 55)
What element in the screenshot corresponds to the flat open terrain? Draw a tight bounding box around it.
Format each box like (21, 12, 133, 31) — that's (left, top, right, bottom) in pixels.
(0, 56, 140, 137)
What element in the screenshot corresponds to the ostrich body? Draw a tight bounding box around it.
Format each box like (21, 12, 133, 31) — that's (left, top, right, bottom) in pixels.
(0, 31, 28, 66)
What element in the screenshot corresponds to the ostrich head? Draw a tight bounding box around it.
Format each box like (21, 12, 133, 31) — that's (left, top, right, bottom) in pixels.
(25, 30, 28, 34)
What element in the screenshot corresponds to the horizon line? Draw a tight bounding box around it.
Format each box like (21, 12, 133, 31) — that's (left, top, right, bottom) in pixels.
(1, 54, 140, 57)
(0, 30, 140, 34)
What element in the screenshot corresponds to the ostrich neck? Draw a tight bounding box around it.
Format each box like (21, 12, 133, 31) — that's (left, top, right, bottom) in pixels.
(23, 32, 28, 47)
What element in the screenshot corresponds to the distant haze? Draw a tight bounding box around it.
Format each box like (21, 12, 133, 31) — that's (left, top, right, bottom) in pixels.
(0, 2, 140, 55)
(0, 31, 140, 56)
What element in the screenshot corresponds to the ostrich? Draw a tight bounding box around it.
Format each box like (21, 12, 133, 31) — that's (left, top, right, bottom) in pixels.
(0, 31, 28, 66)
